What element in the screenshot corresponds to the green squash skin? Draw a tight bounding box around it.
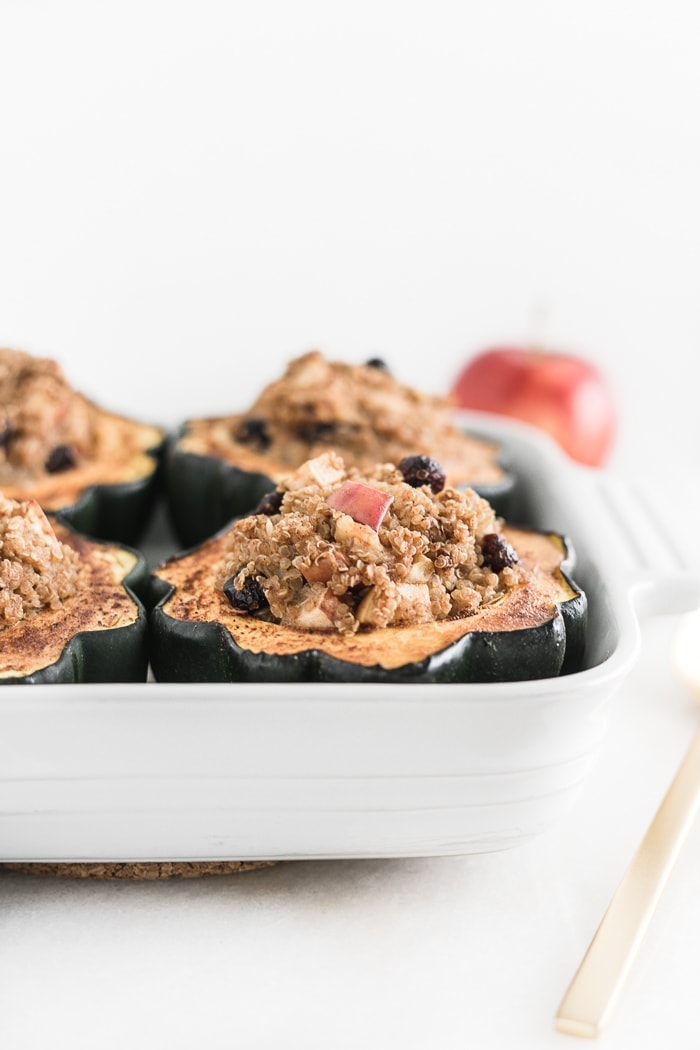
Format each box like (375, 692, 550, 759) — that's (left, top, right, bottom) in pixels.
(3, 614, 149, 685)
(164, 428, 518, 548)
(1, 545, 150, 686)
(148, 529, 586, 685)
(56, 442, 164, 547)
(543, 533, 589, 675)
(164, 437, 274, 549)
(148, 597, 568, 684)
(106, 538, 152, 609)
(466, 475, 516, 520)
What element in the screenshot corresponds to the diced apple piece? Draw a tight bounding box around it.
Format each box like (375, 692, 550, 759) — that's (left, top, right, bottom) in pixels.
(355, 585, 385, 626)
(356, 582, 432, 626)
(333, 513, 383, 553)
(292, 354, 332, 387)
(24, 499, 62, 545)
(299, 551, 345, 584)
(406, 554, 434, 583)
(395, 582, 432, 620)
(293, 587, 336, 629)
(326, 480, 392, 531)
(284, 452, 346, 491)
(294, 605, 335, 629)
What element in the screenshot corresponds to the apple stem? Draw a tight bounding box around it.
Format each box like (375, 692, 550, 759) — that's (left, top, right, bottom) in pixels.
(528, 299, 549, 354)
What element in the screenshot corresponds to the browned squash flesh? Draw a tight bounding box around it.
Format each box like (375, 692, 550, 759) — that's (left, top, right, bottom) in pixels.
(0, 522, 142, 679)
(0, 401, 163, 511)
(155, 525, 576, 671)
(178, 413, 506, 489)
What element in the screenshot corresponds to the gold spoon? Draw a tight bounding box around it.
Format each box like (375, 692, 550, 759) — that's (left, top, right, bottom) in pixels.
(555, 608, 700, 1038)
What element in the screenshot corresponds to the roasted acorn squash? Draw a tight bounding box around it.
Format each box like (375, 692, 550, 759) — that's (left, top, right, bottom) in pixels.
(0, 515, 149, 684)
(0, 347, 163, 544)
(149, 523, 587, 684)
(165, 428, 514, 549)
(164, 351, 515, 546)
(1, 406, 164, 545)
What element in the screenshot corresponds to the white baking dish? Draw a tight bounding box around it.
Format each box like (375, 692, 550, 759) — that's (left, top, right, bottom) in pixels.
(1, 413, 698, 863)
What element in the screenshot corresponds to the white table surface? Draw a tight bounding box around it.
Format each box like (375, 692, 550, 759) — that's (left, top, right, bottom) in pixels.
(1, 609, 699, 1050)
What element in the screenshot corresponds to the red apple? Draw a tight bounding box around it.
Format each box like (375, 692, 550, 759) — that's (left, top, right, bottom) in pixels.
(450, 346, 616, 467)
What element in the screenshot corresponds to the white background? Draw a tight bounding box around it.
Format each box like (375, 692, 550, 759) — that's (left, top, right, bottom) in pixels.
(1, 1, 699, 500)
(2, 4, 700, 1048)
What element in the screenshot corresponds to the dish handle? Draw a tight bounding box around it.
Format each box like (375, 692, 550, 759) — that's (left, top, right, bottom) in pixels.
(578, 472, 700, 620)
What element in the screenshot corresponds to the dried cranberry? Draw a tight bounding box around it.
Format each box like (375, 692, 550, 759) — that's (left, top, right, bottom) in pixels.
(0, 417, 15, 449)
(397, 455, 446, 494)
(252, 489, 283, 516)
(480, 533, 518, 572)
(295, 421, 338, 444)
(365, 357, 389, 371)
(223, 570, 268, 613)
(234, 418, 270, 451)
(45, 445, 76, 473)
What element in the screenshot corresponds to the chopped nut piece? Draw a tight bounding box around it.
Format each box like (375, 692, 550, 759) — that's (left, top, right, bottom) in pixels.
(333, 514, 384, 554)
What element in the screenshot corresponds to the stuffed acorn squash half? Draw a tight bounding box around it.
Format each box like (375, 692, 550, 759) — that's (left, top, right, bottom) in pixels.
(0, 494, 149, 684)
(165, 350, 515, 547)
(150, 451, 586, 684)
(0, 347, 164, 544)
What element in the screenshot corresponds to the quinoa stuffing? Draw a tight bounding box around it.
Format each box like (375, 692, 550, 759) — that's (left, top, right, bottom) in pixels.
(220, 452, 522, 635)
(0, 347, 98, 484)
(181, 350, 506, 486)
(0, 495, 79, 627)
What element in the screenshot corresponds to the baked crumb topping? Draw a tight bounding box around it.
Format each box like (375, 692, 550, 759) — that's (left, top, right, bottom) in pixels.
(183, 350, 505, 486)
(0, 347, 97, 484)
(0, 495, 79, 627)
(220, 452, 521, 635)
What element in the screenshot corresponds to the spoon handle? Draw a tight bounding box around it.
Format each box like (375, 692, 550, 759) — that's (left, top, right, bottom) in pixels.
(555, 723, 700, 1039)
